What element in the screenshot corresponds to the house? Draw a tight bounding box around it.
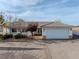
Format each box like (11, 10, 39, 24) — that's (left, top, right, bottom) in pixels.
(0, 24, 10, 35)
(10, 20, 49, 36)
(40, 22, 73, 39)
(10, 20, 28, 35)
(10, 20, 73, 39)
(0, 15, 10, 35)
(72, 26, 79, 35)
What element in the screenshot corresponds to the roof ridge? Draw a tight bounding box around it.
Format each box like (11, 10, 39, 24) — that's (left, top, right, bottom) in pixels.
(40, 22, 54, 27)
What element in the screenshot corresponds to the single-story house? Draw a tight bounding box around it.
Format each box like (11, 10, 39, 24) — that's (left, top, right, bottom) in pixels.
(10, 20, 73, 39)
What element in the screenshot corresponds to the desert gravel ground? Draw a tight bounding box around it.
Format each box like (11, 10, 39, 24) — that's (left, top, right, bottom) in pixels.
(0, 40, 79, 59)
(47, 40, 79, 59)
(0, 41, 46, 59)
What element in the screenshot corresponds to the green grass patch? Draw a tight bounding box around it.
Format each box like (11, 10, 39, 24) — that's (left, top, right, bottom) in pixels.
(0, 37, 4, 42)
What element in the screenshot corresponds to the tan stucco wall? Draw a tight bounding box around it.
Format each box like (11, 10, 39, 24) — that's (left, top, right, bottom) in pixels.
(3, 27, 10, 34)
(0, 26, 10, 35)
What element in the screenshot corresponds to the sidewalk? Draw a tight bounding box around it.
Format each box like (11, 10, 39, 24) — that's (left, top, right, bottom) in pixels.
(0, 42, 44, 48)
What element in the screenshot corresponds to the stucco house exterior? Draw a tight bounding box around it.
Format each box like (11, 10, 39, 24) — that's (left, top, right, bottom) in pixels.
(10, 20, 73, 39)
(41, 22, 73, 39)
(0, 19, 73, 39)
(0, 14, 10, 35)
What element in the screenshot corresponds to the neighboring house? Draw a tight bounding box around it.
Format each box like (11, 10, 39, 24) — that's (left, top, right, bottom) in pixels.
(0, 14, 10, 35)
(0, 24, 10, 35)
(72, 26, 79, 35)
(41, 22, 73, 39)
(0, 24, 4, 34)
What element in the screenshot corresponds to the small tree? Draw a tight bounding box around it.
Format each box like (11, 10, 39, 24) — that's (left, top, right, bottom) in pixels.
(0, 15, 4, 24)
(26, 23, 38, 36)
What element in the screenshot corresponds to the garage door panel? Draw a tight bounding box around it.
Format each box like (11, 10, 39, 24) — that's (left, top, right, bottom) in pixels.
(42, 28, 69, 39)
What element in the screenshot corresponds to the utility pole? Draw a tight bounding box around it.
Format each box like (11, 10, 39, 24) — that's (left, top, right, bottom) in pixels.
(9, 15, 12, 34)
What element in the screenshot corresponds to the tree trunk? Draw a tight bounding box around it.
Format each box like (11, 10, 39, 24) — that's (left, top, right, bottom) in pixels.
(30, 32, 33, 39)
(31, 32, 33, 36)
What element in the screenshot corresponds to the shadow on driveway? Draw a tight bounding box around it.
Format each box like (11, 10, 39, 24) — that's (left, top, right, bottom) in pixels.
(0, 47, 43, 50)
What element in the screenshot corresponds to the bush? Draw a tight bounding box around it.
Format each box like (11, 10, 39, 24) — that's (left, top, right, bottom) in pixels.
(3, 34, 13, 39)
(0, 35, 4, 41)
(0, 38, 4, 42)
(14, 34, 27, 39)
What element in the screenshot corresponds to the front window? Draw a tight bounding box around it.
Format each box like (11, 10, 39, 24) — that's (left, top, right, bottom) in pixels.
(38, 28, 42, 35)
(12, 28, 17, 32)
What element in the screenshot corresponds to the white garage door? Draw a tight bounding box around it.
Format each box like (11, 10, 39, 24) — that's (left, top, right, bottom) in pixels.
(42, 28, 70, 39)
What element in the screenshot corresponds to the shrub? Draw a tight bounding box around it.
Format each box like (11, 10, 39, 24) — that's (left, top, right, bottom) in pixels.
(3, 34, 13, 39)
(14, 34, 27, 39)
(0, 38, 4, 42)
(0, 35, 4, 41)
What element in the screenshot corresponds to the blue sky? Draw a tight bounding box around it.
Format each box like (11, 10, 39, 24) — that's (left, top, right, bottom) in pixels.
(0, 0, 79, 25)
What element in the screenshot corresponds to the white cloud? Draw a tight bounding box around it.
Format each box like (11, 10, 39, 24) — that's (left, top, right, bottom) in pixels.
(0, 0, 43, 14)
(18, 10, 32, 17)
(18, 10, 45, 18)
(22, 0, 43, 5)
(0, 0, 43, 7)
(61, 0, 69, 3)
